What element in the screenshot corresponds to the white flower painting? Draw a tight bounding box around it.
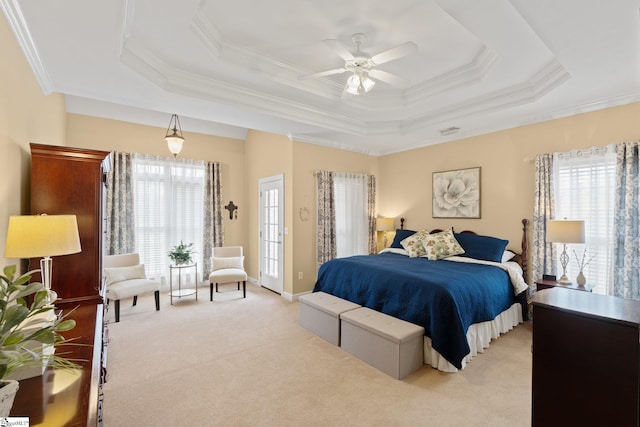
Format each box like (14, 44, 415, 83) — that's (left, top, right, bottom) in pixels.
(432, 167, 480, 218)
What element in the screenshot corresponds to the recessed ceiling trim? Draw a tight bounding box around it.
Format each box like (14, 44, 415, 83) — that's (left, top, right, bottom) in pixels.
(0, 0, 54, 95)
(405, 46, 499, 105)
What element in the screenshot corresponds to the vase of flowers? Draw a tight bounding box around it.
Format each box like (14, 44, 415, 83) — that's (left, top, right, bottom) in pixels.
(0, 265, 78, 416)
(168, 241, 195, 265)
(573, 248, 596, 287)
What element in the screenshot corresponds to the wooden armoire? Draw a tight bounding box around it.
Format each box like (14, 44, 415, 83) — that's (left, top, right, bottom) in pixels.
(29, 143, 110, 304)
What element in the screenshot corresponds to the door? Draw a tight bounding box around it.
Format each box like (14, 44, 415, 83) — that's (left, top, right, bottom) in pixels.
(259, 174, 284, 294)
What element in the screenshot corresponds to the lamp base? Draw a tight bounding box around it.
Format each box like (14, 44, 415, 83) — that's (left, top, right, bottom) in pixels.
(557, 274, 571, 284)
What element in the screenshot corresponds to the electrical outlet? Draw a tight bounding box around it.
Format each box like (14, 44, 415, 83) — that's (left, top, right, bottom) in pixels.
(298, 272, 303, 280)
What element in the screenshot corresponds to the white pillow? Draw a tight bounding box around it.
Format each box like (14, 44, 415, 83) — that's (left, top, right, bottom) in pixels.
(421, 229, 465, 260)
(501, 250, 516, 263)
(211, 256, 244, 271)
(104, 264, 146, 286)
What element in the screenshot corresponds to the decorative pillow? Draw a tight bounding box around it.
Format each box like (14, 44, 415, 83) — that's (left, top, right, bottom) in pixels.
(400, 230, 431, 258)
(104, 264, 146, 286)
(211, 256, 244, 271)
(421, 229, 465, 260)
(501, 250, 516, 263)
(390, 229, 417, 249)
(454, 232, 509, 263)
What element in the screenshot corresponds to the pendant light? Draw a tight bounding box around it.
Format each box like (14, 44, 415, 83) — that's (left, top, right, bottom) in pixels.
(165, 114, 185, 157)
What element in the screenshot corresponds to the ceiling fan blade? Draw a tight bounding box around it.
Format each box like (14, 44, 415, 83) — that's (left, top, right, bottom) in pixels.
(323, 39, 355, 61)
(299, 68, 347, 80)
(368, 69, 408, 87)
(371, 41, 417, 65)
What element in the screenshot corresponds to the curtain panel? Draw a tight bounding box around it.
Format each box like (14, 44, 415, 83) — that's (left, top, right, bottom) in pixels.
(367, 174, 377, 255)
(612, 141, 640, 299)
(105, 151, 135, 255)
(316, 170, 336, 265)
(531, 153, 556, 287)
(202, 161, 224, 281)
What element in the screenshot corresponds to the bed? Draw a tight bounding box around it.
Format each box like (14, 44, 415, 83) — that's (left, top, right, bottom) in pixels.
(313, 219, 530, 372)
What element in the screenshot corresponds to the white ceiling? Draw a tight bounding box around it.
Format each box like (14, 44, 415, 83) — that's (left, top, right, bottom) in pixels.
(3, 0, 640, 155)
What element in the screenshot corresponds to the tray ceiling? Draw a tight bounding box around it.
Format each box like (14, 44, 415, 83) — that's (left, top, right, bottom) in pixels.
(3, 0, 639, 155)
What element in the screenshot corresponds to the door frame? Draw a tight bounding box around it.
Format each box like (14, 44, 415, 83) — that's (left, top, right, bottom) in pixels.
(258, 174, 284, 295)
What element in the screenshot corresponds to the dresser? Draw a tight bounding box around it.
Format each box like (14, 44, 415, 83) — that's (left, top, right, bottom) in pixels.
(531, 288, 640, 427)
(29, 143, 110, 304)
(10, 302, 106, 425)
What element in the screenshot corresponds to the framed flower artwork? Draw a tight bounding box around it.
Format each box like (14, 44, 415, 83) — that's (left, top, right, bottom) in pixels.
(432, 167, 480, 218)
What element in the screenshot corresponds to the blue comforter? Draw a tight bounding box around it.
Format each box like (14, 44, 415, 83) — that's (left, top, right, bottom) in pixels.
(313, 252, 517, 369)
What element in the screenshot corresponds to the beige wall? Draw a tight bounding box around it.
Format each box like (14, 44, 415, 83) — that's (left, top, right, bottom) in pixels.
(66, 114, 247, 250)
(378, 102, 640, 257)
(5, 7, 640, 295)
(291, 141, 378, 295)
(244, 130, 293, 291)
(0, 14, 67, 270)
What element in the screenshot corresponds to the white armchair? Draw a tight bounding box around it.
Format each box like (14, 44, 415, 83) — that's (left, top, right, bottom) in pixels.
(103, 253, 160, 322)
(209, 246, 247, 301)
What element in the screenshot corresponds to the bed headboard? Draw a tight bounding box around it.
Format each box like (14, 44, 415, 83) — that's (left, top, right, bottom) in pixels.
(398, 218, 529, 282)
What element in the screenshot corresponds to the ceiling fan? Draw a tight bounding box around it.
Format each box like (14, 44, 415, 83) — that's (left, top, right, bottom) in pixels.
(300, 33, 417, 96)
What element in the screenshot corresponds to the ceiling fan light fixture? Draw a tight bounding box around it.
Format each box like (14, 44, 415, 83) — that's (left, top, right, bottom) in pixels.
(346, 73, 361, 95)
(361, 74, 375, 92)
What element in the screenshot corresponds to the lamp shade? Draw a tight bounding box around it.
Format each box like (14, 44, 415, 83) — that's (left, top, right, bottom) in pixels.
(546, 219, 585, 244)
(4, 215, 81, 258)
(376, 217, 395, 232)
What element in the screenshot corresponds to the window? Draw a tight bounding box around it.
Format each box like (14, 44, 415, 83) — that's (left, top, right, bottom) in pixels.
(132, 155, 205, 279)
(333, 172, 369, 258)
(553, 146, 616, 294)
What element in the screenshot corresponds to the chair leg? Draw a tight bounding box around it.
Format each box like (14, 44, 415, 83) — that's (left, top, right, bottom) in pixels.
(237, 282, 240, 290)
(154, 290, 160, 311)
(210, 283, 214, 301)
(114, 299, 120, 323)
(133, 295, 138, 306)
(216, 283, 219, 293)
(243, 281, 246, 298)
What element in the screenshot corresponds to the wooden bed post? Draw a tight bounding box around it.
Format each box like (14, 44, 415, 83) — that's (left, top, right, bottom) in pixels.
(521, 218, 529, 283)
(520, 218, 530, 321)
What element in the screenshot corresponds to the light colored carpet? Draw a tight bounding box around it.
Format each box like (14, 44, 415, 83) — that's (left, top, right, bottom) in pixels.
(102, 283, 532, 427)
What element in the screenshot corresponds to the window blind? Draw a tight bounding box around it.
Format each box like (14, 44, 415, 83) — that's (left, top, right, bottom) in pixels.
(553, 146, 616, 294)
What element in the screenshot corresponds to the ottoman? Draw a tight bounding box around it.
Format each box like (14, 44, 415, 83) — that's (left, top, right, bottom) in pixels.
(299, 292, 361, 345)
(340, 307, 425, 379)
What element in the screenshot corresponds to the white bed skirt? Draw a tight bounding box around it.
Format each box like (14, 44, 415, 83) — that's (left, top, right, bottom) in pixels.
(424, 302, 523, 372)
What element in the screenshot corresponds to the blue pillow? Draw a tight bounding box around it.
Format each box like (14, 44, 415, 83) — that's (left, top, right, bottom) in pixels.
(454, 232, 508, 263)
(390, 229, 417, 249)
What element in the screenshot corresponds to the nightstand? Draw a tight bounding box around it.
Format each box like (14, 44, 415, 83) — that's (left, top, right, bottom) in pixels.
(535, 279, 594, 292)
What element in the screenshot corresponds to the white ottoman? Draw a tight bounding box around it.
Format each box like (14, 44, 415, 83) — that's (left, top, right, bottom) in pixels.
(299, 292, 361, 345)
(340, 307, 425, 379)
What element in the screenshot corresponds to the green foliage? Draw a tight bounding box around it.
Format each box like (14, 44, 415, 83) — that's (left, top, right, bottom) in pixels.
(0, 265, 79, 381)
(168, 241, 195, 265)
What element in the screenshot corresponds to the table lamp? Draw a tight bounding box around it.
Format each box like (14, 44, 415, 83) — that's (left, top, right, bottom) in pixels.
(376, 217, 395, 248)
(4, 214, 81, 300)
(546, 219, 585, 284)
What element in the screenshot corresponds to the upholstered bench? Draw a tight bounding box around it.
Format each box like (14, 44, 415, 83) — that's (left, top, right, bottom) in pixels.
(298, 292, 361, 345)
(340, 307, 425, 379)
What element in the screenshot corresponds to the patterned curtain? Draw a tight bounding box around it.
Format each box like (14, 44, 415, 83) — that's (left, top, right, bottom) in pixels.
(531, 153, 556, 288)
(316, 170, 336, 265)
(105, 151, 135, 255)
(367, 174, 377, 254)
(612, 141, 640, 299)
(202, 161, 224, 280)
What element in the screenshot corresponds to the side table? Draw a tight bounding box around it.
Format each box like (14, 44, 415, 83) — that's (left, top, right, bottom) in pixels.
(169, 263, 198, 304)
(535, 278, 594, 293)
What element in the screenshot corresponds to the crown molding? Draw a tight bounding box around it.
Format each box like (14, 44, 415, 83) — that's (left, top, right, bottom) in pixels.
(0, 0, 54, 95)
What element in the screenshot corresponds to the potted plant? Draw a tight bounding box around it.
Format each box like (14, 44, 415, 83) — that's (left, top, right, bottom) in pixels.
(0, 265, 78, 416)
(168, 241, 195, 265)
